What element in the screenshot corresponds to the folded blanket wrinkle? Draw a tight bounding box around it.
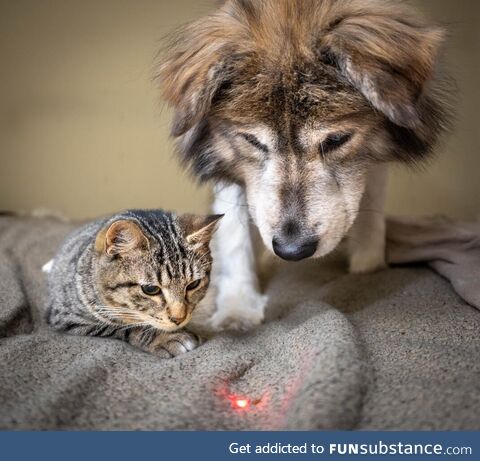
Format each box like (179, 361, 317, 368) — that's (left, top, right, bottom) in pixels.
(387, 215, 480, 310)
(0, 216, 479, 430)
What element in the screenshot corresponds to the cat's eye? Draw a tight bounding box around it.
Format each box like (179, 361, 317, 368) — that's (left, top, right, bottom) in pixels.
(238, 132, 269, 153)
(141, 284, 162, 296)
(319, 132, 352, 157)
(186, 279, 201, 291)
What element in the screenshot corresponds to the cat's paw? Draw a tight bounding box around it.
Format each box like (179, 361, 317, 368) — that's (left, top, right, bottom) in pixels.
(211, 284, 267, 332)
(158, 330, 200, 357)
(349, 246, 387, 274)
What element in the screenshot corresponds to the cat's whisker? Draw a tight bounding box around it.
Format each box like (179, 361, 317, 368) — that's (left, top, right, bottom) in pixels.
(115, 321, 152, 331)
(93, 308, 146, 324)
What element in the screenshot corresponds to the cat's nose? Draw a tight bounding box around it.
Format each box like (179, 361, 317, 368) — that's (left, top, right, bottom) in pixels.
(169, 313, 187, 325)
(167, 305, 187, 325)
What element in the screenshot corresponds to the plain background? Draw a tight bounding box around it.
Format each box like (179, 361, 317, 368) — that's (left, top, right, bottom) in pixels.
(0, 0, 478, 220)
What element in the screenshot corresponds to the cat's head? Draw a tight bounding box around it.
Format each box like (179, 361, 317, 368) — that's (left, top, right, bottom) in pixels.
(93, 211, 223, 332)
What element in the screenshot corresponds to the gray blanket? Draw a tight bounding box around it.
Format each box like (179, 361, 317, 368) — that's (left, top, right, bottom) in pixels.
(387, 215, 480, 311)
(1, 216, 479, 430)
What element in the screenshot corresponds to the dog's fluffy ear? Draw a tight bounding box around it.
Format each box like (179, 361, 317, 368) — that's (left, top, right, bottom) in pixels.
(157, 14, 241, 137)
(322, 5, 445, 129)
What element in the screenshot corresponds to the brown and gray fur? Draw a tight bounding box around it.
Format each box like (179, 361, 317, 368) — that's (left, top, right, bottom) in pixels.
(47, 209, 222, 356)
(156, 0, 451, 329)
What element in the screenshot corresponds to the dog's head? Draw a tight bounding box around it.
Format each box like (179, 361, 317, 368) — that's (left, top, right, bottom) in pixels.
(158, 0, 449, 260)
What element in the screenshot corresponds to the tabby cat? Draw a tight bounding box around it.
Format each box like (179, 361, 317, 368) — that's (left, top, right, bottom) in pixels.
(46, 209, 222, 357)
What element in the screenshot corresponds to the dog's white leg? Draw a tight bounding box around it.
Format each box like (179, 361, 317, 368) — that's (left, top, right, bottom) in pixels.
(348, 163, 388, 273)
(209, 184, 268, 331)
(42, 259, 54, 273)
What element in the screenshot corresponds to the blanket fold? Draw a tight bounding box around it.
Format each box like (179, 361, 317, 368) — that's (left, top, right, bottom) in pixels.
(387, 215, 480, 310)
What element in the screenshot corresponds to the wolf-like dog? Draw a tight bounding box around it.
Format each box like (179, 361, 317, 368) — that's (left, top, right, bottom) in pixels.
(158, 0, 449, 330)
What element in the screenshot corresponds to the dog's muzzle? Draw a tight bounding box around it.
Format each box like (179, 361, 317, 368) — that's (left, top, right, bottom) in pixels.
(272, 235, 318, 261)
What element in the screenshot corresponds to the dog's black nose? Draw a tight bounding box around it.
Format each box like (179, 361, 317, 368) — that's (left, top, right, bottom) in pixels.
(272, 236, 318, 261)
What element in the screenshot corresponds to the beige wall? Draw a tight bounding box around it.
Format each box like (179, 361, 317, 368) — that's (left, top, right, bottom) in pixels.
(0, 0, 478, 220)
(388, 0, 480, 219)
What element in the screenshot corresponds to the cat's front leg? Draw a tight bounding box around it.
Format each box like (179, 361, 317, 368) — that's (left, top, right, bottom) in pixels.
(127, 328, 200, 358)
(151, 330, 200, 357)
(209, 184, 267, 331)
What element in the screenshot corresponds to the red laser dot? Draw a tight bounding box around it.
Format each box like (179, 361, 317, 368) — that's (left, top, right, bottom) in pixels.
(234, 398, 249, 409)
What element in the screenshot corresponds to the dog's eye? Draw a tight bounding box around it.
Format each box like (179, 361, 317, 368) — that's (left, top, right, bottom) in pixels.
(238, 133, 269, 153)
(186, 279, 201, 291)
(141, 284, 161, 296)
(319, 132, 352, 157)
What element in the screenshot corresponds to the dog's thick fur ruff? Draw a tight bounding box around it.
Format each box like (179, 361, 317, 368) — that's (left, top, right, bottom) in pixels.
(157, 0, 450, 330)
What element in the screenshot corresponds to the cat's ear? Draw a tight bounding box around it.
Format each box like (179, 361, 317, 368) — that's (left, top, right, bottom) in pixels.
(96, 220, 149, 256)
(179, 213, 224, 246)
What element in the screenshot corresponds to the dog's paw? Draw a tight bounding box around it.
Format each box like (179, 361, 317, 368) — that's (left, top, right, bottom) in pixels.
(349, 247, 387, 274)
(157, 330, 200, 357)
(211, 285, 267, 332)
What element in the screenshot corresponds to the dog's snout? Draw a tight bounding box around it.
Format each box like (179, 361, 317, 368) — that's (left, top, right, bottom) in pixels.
(272, 226, 318, 261)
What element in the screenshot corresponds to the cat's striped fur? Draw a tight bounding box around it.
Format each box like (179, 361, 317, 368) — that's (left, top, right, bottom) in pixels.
(47, 209, 222, 357)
